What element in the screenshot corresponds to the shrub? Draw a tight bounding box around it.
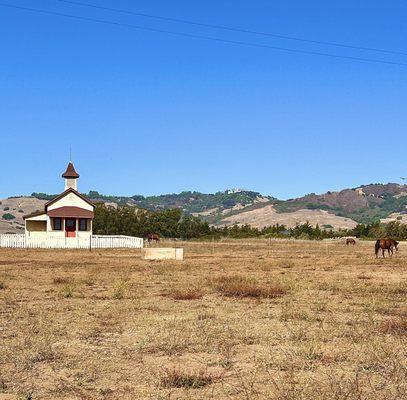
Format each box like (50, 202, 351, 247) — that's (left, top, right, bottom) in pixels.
(212, 275, 287, 299)
(3, 207, 9, 211)
(0, 282, 5, 290)
(2, 213, 15, 220)
(160, 368, 216, 389)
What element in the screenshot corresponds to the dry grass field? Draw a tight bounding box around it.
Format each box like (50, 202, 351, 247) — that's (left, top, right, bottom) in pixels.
(0, 240, 406, 400)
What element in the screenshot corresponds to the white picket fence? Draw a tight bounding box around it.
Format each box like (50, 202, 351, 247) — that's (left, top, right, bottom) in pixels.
(91, 235, 143, 249)
(0, 234, 143, 249)
(0, 234, 26, 248)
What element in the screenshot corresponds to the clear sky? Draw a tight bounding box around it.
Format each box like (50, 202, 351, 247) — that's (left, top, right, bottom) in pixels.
(1, 0, 406, 199)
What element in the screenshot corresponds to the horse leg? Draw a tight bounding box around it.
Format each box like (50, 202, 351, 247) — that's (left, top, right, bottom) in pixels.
(382, 249, 385, 258)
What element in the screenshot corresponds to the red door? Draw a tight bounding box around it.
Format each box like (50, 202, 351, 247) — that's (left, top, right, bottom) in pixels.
(65, 218, 76, 238)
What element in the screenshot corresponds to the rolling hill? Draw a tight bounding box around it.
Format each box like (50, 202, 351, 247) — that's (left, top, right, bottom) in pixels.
(2, 183, 407, 233)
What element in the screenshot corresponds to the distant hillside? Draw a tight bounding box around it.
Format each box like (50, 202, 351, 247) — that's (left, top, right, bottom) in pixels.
(0, 183, 404, 233)
(32, 189, 276, 223)
(0, 197, 46, 234)
(273, 184, 407, 224)
(220, 205, 357, 230)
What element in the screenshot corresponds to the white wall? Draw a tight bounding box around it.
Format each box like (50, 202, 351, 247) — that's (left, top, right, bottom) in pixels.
(65, 178, 78, 191)
(47, 192, 94, 212)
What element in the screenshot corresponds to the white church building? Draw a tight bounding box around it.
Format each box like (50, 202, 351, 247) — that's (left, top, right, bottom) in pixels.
(24, 162, 95, 242)
(0, 162, 143, 249)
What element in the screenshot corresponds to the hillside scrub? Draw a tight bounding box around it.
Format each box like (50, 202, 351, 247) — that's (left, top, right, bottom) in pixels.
(2, 213, 15, 220)
(33, 189, 275, 213)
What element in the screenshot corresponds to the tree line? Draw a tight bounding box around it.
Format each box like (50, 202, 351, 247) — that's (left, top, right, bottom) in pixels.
(93, 203, 407, 240)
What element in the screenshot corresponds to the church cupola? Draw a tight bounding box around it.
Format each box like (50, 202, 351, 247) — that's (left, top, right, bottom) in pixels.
(62, 162, 80, 191)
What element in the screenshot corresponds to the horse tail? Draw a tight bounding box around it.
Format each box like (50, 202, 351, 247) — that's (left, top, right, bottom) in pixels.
(375, 240, 380, 257)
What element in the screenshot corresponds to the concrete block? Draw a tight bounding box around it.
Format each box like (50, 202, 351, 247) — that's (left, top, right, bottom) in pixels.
(141, 247, 184, 260)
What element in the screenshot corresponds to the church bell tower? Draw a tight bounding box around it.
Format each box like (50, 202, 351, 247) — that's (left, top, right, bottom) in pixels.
(62, 162, 80, 191)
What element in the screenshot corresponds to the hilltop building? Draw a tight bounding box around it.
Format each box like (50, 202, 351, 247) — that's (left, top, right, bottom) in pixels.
(23, 162, 95, 242)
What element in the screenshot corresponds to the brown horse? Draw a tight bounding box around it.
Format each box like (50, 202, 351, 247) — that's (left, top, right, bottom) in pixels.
(346, 238, 356, 246)
(146, 233, 160, 245)
(375, 239, 399, 258)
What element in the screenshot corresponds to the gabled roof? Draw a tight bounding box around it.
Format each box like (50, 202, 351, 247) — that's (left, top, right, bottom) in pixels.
(23, 210, 46, 220)
(45, 187, 95, 211)
(48, 206, 94, 218)
(62, 162, 79, 179)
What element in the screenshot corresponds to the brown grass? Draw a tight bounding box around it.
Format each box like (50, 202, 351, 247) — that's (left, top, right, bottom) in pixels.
(379, 318, 407, 335)
(59, 284, 74, 298)
(160, 368, 217, 388)
(0, 239, 406, 399)
(52, 276, 73, 285)
(212, 274, 287, 298)
(165, 286, 204, 300)
(112, 280, 128, 300)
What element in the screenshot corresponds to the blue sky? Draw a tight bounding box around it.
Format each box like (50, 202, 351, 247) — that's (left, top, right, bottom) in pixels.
(1, 0, 406, 199)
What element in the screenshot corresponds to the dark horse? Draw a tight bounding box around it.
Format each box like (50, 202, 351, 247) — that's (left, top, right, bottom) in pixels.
(146, 233, 160, 245)
(375, 239, 399, 258)
(346, 238, 356, 246)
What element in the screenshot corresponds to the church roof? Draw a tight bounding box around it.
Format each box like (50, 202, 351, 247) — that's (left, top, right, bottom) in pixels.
(48, 206, 94, 218)
(45, 187, 95, 211)
(62, 162, 79, 179)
